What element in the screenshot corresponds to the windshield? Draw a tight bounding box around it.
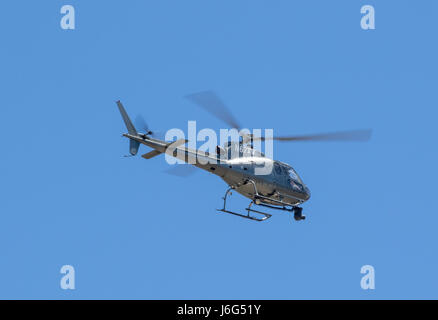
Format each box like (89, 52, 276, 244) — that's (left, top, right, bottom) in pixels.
(288, 168, 303, 183)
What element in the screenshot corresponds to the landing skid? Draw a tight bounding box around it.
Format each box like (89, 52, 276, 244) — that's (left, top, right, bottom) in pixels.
(217, 187, 272, 221)
(218, 208, 272, 222)
(217, 180, 305, 222)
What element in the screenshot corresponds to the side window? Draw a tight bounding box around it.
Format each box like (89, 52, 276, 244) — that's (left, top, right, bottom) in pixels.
(274, 164, 282, 175)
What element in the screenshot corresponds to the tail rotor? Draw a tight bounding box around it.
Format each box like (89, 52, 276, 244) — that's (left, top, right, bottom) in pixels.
(135, 114, 164, 140)
(116, 100, 164, 156)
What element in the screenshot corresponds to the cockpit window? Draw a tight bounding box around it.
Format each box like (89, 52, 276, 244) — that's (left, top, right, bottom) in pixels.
(273, 161, 303, 184)
(288, 168, 302, 183)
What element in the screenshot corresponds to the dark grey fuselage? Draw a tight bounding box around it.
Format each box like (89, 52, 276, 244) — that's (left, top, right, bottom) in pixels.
(125, 134, 311, 207)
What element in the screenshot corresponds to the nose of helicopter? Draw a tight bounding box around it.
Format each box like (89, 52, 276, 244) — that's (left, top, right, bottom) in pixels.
(303, 185, 311, 200)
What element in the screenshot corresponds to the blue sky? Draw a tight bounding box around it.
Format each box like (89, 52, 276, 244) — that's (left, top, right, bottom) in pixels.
(0, 0, 437, 299)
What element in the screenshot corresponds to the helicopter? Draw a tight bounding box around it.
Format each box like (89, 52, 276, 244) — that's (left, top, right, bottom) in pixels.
(116, 91, 371, 222)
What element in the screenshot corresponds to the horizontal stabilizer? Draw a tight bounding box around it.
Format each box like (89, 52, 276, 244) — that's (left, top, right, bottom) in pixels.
(141, 139, 188, 159)
(141, 150, 162, 159)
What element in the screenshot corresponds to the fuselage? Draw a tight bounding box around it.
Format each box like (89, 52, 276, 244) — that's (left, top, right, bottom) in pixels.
(212, 157, 311, 206)
(125, 134, 311, 206)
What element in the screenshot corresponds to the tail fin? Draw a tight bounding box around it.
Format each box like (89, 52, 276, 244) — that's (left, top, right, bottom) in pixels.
(128, 140, 140, 156)
(116, 100, 140, 156)
(116, 100, 137, 135)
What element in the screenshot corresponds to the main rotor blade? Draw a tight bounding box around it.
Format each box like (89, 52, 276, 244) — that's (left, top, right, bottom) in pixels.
(164, 164, 197, 177)
(253, 129, 372, 142)
(185, 91, 241, 130)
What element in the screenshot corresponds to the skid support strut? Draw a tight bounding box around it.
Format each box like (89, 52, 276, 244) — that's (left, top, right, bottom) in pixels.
(217, 187, 272, 221)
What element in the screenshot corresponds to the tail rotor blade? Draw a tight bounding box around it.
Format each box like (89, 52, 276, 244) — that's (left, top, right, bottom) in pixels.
(135, 115, 149, 133)
(135, 114, 164, 138)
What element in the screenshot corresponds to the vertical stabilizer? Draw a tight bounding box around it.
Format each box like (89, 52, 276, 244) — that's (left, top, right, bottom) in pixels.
(116, 100, 137, 135)
(116, 100, 140, 155)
